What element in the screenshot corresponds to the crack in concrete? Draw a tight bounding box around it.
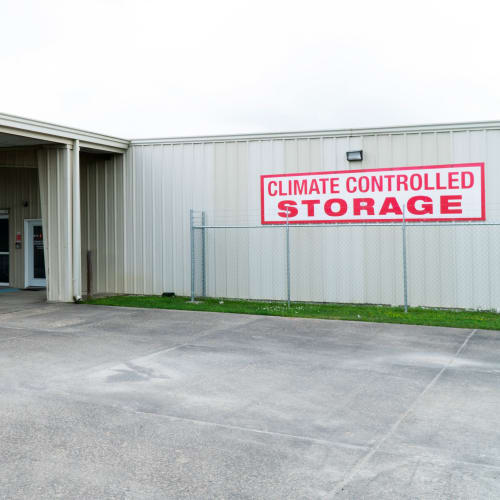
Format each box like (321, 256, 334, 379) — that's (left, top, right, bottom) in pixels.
(331, 328, 478, 496)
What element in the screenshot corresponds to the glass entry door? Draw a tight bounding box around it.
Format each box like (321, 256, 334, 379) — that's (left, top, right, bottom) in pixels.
(25, 219, 46, 288)
(0, 215, 8, 285)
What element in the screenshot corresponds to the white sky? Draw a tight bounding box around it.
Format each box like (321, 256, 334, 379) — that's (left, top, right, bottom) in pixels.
(1, 0, 499, 139)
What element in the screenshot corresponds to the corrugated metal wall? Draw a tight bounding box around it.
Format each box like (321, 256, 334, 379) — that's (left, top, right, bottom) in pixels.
(119, 128, 500, 310)
(0, 147, 125, 301)
(80, 153, 124, 296)
(0, 149, 41, 288)
(2, 126, 498, 308)
(37, 147, 73, 302)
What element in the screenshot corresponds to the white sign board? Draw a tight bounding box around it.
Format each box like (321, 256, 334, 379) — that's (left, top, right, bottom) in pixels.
(260, 163, 485, 224)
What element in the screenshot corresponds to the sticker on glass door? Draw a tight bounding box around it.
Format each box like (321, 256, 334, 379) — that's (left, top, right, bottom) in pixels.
(24, 219, 46, 288)
(0, 214, 8, 285)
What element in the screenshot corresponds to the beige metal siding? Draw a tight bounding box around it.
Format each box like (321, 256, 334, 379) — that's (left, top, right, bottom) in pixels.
(37, 147, 73, 302)
(80, 153, 124, 296)
(0, 148, 38, 168)
(0, 154, 41, 288)
(119, 128, 500, 309)
(122, 143, 216, 296)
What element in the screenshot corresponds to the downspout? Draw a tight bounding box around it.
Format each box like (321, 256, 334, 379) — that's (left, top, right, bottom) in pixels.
(72, 139, 82, 301)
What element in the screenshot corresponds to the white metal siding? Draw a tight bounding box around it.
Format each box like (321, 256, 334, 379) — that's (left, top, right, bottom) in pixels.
(37, 147, 73, 302)
(112, 127, 500, 309)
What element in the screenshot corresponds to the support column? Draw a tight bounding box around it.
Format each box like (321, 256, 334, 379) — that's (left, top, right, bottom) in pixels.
(72, 139, 82, 300)
(65, 145, 73, 299)
(37, 146, 74, 302)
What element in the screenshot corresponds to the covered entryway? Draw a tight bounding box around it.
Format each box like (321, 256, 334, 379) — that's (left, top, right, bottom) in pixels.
(0, 113, 128, 302)
(0, 147, 46, 291)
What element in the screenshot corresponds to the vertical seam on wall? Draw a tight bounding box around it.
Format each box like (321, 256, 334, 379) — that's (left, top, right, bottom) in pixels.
(86, 164, 90, 294)
(403, 133, 408, 306)
(420, 132, 425, 302)
(235, 142, 239, 299)
(46, 153, 51, 298)
(451, 131, 457, 308)
(142, 145, 146, 294)
(320, 136, 326, 303)
(132, 146, 137, 293)
(389, 134, 395, 305)
(66, 147, 72, 300)
(224, 143, 228, 298)
(56, 150, 62, 300)
(114, 156, 118, 293)
(170, 144, 176, 293)
(161, 145, 166, 293)
(485, 128, 491, 308)
(151, 146, 155, 294)
(105, 159, 109, 293)
(468, 130, 474, 304)
(435, 131, 442, 305)
(180, 144, 185, 294)
(122, 151, 127, 293)
(95, 162, 99, 293)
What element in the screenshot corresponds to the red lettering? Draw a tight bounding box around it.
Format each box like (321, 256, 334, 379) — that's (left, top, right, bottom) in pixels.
(302, 199, 320, 217)
(384, 175, 395, 190)
(358, 176, 369, 193)
(277, 200, 298, 218)
(353, 198, 375, 215)
(279, 182, 286, 196)
(268, 181, 278, 196)
(293, 179, 307, 195)
(407, 196, 433, 215)
(424, 174, 434, 190)
(379, 197, 402, 215)
(346, 177, 356, 193)
(319, 178, 328, 194)
(371, 176, 383, 192)
(436, 173, 446, 189)
(409, 174, 422, 191)
(396, 175, 408, 191)
(440, 195, 462, 214)
(309, 179, 320, 194)
(461, 171, 474, 188)
(448, 172, 459, 189)
(324, 198, 348, 216)
(330, 177, 340, 193)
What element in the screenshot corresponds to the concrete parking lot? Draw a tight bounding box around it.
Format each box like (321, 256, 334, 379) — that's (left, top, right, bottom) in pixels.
(1, 291, 500, 499)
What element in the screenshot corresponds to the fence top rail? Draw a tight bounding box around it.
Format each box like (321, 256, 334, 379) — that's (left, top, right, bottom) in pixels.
(193, 222, 500, 229)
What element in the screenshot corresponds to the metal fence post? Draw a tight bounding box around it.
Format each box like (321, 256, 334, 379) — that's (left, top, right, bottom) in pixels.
(190, 209, 195, 302)
(286, 210, 291, 307)
(402, 205, 408, 313)
(201, 211, 206, 297)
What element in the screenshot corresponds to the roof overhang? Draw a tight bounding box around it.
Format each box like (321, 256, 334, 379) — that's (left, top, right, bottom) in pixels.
(130, 119, 500, 145)
(0, 112, 129, 153)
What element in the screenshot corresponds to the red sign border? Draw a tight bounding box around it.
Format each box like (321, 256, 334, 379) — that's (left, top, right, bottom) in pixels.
(260, 162, 486, 225)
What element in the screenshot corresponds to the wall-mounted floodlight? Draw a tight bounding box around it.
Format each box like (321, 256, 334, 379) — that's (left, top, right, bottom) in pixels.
(346, 150, 363, 161)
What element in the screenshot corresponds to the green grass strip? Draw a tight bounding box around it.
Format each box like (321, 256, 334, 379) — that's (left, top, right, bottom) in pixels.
(84, 295, 500, 331)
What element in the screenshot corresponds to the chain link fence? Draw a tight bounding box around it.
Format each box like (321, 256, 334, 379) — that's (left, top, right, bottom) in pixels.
(189, 209, 500, 311)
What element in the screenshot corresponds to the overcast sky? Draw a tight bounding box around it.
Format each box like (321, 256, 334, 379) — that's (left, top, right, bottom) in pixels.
(1, 0, 498, 139)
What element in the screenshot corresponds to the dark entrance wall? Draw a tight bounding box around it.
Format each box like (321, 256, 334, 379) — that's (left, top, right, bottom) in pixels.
(0, 149, 42, 288)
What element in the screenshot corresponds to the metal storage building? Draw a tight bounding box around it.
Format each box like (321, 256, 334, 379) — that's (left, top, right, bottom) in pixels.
(1, 112, 499, 310)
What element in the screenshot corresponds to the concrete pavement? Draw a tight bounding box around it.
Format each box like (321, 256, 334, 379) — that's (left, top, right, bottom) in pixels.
(0, 295, 499, 498)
